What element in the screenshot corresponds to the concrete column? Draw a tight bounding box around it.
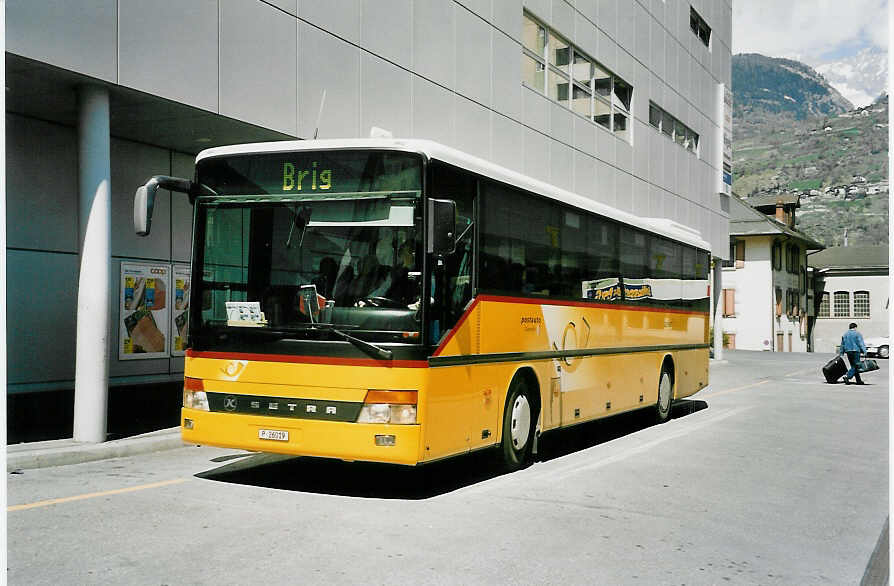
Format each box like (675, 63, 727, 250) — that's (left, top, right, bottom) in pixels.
(73, 85, 111, 443)
(712, 259, 723, 360)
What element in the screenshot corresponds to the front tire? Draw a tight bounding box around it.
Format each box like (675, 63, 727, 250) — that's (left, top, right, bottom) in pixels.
(501, 378, 534, 471)
(655, 367, 673, 424)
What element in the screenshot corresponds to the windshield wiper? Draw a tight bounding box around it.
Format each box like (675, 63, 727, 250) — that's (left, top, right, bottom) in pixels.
(285, 206, 312, 248)
(316, 324, 393, 361)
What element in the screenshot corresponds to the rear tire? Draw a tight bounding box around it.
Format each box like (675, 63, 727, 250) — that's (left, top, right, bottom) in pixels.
(501, 377, 534, 471)
(655, 367, 673, 424)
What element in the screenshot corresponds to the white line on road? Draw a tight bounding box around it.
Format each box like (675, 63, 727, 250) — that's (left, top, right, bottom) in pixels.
(547, 406, 752, 482)
(702, 379, 770, 398)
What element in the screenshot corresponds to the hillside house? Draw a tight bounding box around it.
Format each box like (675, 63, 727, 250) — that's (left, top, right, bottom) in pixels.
(810, 246, 889, 353)
(721, 195, 824, 351)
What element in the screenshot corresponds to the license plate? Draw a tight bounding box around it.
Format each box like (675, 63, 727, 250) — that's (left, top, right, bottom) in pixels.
(258, 429, 289, 441)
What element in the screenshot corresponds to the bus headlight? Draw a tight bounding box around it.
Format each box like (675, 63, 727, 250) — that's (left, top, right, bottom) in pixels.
(183, 377, 209, 411)
(389, 404, 417, 424)
(356, 390, 417, 424)
(358, 403, 391, 423)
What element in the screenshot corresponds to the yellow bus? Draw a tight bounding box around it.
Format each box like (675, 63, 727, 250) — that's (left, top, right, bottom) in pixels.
(134, 139, 710, 470)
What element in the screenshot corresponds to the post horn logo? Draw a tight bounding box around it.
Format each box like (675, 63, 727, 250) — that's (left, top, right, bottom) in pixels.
(221, 360, 247, 379)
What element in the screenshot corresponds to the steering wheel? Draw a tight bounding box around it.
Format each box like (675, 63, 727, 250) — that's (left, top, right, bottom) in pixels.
(355, 296, 403, 309)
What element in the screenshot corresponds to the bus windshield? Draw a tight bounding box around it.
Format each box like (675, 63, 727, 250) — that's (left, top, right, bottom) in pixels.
(193, 151, 424, 344)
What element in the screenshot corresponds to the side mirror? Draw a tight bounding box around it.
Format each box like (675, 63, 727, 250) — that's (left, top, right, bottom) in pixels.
(134, 175, 213, 236)
(427, 198, 456, 256)
(134, 181, 158, 236)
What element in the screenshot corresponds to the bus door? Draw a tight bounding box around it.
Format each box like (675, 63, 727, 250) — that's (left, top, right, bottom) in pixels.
(425, 163, 486, 458)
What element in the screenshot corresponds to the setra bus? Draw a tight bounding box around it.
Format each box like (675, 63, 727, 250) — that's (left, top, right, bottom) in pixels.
(134, 139, 711, 470)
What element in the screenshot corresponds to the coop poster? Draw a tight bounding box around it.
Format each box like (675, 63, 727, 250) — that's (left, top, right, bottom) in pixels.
(119, 262, 170, 360)
(171, 264, 191, 356)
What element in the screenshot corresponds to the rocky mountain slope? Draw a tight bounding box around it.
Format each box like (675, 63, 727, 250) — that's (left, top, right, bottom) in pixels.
(732, 54, 853, 142)
(732, 53, 888, 247)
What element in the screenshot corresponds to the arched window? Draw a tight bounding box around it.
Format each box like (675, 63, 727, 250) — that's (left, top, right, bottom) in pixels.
(833, 291, 850, 318)
(818, 292, 830, 318)
(854, 291, 870, 318)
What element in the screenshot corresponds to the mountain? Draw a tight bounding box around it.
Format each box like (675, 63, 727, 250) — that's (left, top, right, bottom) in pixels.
(731, 92, 888, 247)
(732, 54, 853, 141)
(814, 48, 888, 109)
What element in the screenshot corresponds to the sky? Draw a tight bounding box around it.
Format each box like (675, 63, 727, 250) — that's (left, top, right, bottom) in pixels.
(732, 0, 889, 106)
(731, 0, 888, 64)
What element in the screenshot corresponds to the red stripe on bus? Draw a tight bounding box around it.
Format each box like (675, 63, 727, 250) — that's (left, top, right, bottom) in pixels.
(431, 297, 482, 357)
(185, 349, 428, 368)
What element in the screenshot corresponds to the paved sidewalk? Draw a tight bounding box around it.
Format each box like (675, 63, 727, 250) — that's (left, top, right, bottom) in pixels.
(7, 427, 186, 472)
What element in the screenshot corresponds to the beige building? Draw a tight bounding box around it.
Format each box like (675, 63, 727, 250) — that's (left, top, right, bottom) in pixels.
(809, 245, 889, 354)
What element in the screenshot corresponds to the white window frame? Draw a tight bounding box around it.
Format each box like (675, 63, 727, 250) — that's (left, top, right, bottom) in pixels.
(854, 291, 870, 318)
(818, 292, 830, 318)
(833, 291, 850, 318)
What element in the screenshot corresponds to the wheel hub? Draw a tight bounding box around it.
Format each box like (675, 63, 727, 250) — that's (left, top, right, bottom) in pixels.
(510, 395, 531, 450)
(658, 373, 671, 415)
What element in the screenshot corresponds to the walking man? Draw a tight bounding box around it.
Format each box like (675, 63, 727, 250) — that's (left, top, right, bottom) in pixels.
(840, 322, 867, 385)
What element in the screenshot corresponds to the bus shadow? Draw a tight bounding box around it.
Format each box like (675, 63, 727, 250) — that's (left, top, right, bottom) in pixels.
(195, 399, 708, 499)
(536, 399, 708, 462)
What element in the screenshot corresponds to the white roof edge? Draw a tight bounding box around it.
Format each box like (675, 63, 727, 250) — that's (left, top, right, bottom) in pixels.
(196, 139, 711, 251)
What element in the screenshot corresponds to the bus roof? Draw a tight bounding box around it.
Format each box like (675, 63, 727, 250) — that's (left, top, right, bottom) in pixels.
(196, 139, 711, 251)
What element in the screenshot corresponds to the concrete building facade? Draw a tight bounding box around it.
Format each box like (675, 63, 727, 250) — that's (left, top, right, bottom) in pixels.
(6, 1, 732, 435)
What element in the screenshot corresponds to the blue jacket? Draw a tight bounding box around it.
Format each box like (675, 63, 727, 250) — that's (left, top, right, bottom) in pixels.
(840, 329, 866, 354)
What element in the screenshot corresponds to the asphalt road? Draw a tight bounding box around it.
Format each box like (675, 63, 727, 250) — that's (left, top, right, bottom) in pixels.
(8, 350, 889, 585)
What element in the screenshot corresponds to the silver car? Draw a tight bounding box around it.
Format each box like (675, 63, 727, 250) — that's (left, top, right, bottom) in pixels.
(864, 336, 889, 359)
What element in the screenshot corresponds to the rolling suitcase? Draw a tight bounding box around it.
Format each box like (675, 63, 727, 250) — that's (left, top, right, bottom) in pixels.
(822, 355, 847, 383)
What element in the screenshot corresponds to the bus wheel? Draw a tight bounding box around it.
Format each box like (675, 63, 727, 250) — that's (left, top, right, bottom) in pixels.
(655, 367, 673, 424)
(501, 378, 534, 471)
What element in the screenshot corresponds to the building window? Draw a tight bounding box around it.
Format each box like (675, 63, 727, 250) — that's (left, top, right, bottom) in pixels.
(735, 240, 745, 268)
(833, 291, 850, 318)
(854, 291, 870, 318)
(648, 101, 699, 154)
(523, 12, 633, 141)
(722, 288, 735, 317)
(775, 287, 783, 317)
(818, 292, 830, 318)
(772, 242, 782, 271)
(690, 7, 711, 48)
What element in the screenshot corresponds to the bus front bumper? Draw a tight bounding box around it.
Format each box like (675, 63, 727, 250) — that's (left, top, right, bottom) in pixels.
(181, 408, 422, 466)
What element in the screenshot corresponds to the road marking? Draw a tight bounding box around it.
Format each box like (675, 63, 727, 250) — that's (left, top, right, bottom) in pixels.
(8, 478, 188, 512)
(549, 406, 752, 481)
(703, 379, 770, 398)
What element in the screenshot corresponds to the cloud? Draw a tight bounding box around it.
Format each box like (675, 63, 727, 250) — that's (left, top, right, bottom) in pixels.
(733, 0, 888, 62)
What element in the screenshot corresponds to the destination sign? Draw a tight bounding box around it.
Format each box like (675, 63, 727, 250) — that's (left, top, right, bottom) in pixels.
(282, 162, 332, 191)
